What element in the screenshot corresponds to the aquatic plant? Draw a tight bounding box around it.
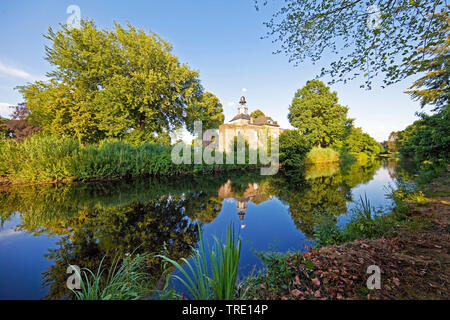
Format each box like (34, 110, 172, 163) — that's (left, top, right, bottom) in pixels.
(71, 253, 152, 300)
(159, 223, 242, 300)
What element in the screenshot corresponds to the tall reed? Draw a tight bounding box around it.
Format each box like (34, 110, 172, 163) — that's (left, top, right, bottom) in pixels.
(159, 224, 242, 300)
(0, 134, 259, 184)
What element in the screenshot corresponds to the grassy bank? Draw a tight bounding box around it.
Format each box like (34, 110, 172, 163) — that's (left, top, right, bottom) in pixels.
(247, 166, 450, 300)
(305, 147, 340, 164)
(0, 135, 261, 185)
(304, 146, 378, 166)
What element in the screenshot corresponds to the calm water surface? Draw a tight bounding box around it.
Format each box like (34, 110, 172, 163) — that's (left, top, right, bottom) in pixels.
(0, 159, 414, 299)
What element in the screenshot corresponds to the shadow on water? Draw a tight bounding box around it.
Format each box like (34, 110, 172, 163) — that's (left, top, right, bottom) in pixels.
(0, 158, 415, 299)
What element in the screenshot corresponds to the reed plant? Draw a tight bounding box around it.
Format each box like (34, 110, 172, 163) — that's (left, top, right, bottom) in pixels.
(71, 253, 152, 300)
(0, 134, 259, 184)
(305, 147, 340, 164)
(159, 224, 242, 300)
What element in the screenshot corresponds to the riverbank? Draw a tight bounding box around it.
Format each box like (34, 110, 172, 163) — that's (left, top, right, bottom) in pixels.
(0, 135, 264, 187)
(250, 168, 450, 300)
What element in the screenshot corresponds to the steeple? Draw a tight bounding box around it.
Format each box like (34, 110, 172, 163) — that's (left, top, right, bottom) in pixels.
(237, 96, 248, 115)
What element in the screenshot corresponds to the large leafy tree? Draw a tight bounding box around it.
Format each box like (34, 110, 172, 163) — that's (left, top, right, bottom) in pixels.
(257, 0, 448, 89)
(288, 80, 349, 147)
(19, 19, 221, 144)
(185, 91, 224, 133)
(342, 126, 384, 155)
(396, 106, 450, 162)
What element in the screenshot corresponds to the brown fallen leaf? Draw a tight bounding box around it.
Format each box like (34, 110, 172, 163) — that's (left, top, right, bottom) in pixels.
(291, 289, 302, 297)
(393, 278, 400, 286)
(311, 277, 321, 286)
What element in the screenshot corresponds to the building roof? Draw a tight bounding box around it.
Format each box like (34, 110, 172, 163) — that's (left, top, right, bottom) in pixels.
(230, 113, 251, 122)
(251, 116, 279, 127)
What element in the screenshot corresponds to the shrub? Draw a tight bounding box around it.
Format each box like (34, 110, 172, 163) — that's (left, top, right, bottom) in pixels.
(305, 147, 340, 164)
(279, 130, 311, 171)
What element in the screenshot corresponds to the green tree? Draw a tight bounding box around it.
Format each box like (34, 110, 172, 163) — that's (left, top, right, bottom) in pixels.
(185, 91, 224, 134)
(405, 11, 449, 111)
(18, 19, 214, 144)
(257, 1, 448, 89)
(341, 126, 383, 155)
(279, 129, 311, 172)
(288, 80, 349, 147)
(397, 106, 450, 162)
(387, 131, 399, 153)
(250, 109, 265, 118)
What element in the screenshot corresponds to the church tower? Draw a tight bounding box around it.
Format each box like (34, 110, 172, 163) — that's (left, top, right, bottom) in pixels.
(237, 96, 248, 115)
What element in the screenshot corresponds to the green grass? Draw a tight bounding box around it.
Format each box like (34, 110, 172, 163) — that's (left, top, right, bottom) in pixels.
(0, 134, 261, 184)
(71, 253, 152, 300)
(313, 194, 395, 247)
(305, 147, 340, 164)
(159, 223, 245, 300)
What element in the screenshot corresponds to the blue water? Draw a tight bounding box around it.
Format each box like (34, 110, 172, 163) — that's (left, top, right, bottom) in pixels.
(0, 159, 409, 299)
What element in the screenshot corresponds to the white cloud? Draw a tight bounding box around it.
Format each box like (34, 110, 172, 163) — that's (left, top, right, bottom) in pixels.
(227, 101, 235, 107)
(242, 88, 247, 93)
(0, 60, 39, 81)
(0, 229, 22, 242)
(0, 102, 13, 118)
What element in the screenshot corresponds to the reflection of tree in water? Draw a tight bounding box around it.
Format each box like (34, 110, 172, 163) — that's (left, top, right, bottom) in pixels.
(272, 160, 383, 236)
(0, 161, 393, 299)
(271, 175, 349, 236)
(183, 192, 223, 224)
(42, 198, 200, 300)
(385, 158, 418, 182)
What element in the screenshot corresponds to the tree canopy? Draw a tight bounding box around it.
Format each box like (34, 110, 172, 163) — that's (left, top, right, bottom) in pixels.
(394, 106, 450, 162)
(405, 11, 449, 111)
(250, 109, 265, 118)
(18, 19, 223, 144)
(257, 0, 448, 89)
(185, 91, 224, 133)
(288, 80, 349, 148)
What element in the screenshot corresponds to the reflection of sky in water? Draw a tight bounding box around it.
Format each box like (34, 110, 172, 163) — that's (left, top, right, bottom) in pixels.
(202, 197, 311, 276)
(0, 214, 59, 299)
(337, 167, 396, 227)
(0, 162, 402, 299)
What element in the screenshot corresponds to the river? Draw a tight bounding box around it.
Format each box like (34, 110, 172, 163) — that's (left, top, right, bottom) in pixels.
(0, 158, 415, 299)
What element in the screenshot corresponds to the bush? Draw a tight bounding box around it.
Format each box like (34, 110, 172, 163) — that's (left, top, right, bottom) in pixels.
(305, 147, 340, 164)
(397, 106, 450, 163)
(279, 130, 311, 171)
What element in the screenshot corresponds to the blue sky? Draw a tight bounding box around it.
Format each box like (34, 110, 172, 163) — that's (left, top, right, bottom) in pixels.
(0, 0, 427, 141)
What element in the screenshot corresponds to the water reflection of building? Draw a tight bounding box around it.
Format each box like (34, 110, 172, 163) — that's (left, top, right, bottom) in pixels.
(217, 180, 272, 228)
